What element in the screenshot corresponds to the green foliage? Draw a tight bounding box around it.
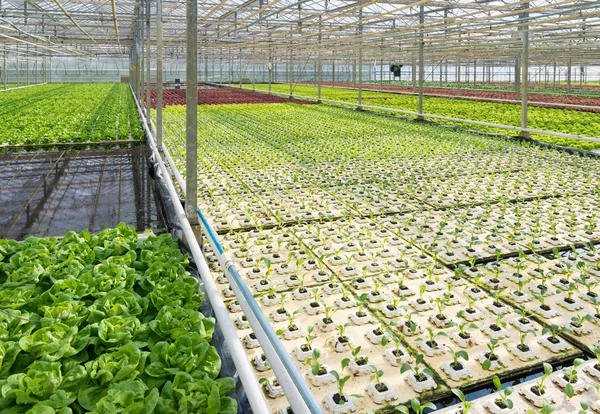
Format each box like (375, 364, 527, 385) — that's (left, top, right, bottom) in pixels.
(0, 224, 234, 414)
(240, 83, 600, 150)
(0, 83, 143, 145)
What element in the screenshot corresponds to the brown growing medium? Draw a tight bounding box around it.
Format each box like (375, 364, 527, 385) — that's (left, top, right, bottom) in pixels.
(147, 86, 312, 108)
(305, 82, 600, 113)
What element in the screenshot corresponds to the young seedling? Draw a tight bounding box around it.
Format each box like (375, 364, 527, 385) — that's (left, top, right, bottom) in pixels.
(341, 345, 368, 369)
(517, 329, 536, 352)
(451, 388, 473, 414)
(396, 398, 436, 414)
(530, 362, 553, 397)
(455, 318, 478, 341)
(447, 348, 469, 372)
(300, 326, 317, 353)
(306, 348, 327, 376)
(561, 358, 584, 398)
(482, 339, 500, 370)
(541, 324, 572, 345)
(370, 367, 389, 393)
(400, 354, 433, 383)
(329, 370, 361, 405)
(418, 327, 447, 351)
(491, 375, 514, 410)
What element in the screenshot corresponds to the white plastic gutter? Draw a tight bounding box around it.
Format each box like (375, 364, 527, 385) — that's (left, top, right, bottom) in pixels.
(129, 86, 273, 414)
(0, 83, 47, 92)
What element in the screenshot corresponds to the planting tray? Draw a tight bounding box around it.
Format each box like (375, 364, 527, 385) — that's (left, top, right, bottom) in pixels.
(438, 359, 600, 414)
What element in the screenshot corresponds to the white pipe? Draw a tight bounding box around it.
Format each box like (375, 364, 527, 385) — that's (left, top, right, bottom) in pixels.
(0, 82, 47, 93)
(129, 85, 272, 414)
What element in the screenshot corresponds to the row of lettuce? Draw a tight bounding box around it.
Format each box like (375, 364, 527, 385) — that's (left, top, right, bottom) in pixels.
(238, 83, 600, 150)
(0, 224, 236, 414)
(0, 84, 143, 145)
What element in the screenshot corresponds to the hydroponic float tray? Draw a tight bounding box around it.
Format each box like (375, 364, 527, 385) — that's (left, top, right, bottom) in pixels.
(438, 359, 600, 414)
(0, 147, 162, 240)
(470, 251, 600, 351)
(204, 225, 581, 413)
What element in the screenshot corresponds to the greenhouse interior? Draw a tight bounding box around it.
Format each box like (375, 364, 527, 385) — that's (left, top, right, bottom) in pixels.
(1, 0, 600, 413)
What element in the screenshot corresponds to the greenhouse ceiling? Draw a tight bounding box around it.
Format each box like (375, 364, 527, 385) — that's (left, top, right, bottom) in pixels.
(0, 0, 598, 65)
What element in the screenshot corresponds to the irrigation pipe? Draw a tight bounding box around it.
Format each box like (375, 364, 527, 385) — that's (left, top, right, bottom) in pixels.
(146, 108, 322, 414)
(129, 86, 272, 414)
(0, 82, 47, 93)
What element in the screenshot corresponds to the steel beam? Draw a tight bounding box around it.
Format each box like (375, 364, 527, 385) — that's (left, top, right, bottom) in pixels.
(145, 0, 151, 119)
(156, 0, 163, 150)
(519, 2, 530, 139)
(417, 4, 424, 119)
(186, 0, 198, 224)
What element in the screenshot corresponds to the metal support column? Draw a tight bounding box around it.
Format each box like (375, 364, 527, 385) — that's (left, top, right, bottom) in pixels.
(357, 8, 363, 110)
(145, 0, 151, 119)
(457, 60, 461, 96)
(317, 21, 322, 103)
(332, 55, 335, 86)
(417, 5, 424, 120)
(411, 55, 416, 90)
(473, 60, 477, 85)
(380, 58, 383, 90)
(553, 62, 556, 87)
(3, 52, 6, 90)
(186, 0, 198, 224)
(519, 2, 530, 139)
(515, 54, 521, 100)
(567, 57, 572, 93)
(289, 37, 293, 98)
(156, 0, 164, 150)
(268, 51, 272, 94)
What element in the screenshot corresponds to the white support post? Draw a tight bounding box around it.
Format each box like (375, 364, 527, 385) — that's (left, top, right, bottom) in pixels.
(3, 52, 6, 90)
(317, 21, 322, 103)
(145, 0, 151, 119)
(417, 4, 424, 120)
(156, 0, 163, 150)
(289, 36, 293, 98)
(520, 2, 530, 139)
(357, 8, 363, 110)
(186, 0, 198, 224)
(567, 58, 572, 92)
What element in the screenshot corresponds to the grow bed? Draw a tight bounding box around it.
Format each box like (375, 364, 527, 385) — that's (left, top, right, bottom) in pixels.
(0, 224, 237, 413)
(159, 103, 600, 234)
(304, 81, 600, 113)
(204, 219, 580, 413)
(439, 359, 600, 414)
(0, 83, 143, 145)
(0, 146, 161, 240)
(158, 101, 600, 412)
(147, 87, 312, 108)
(237, 84, 600, 149)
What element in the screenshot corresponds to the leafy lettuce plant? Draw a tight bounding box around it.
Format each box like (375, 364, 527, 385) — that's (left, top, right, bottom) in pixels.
(145, 333, 221, 387)
(155, 372, 237, 414)
(149, 306, 215, 342)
